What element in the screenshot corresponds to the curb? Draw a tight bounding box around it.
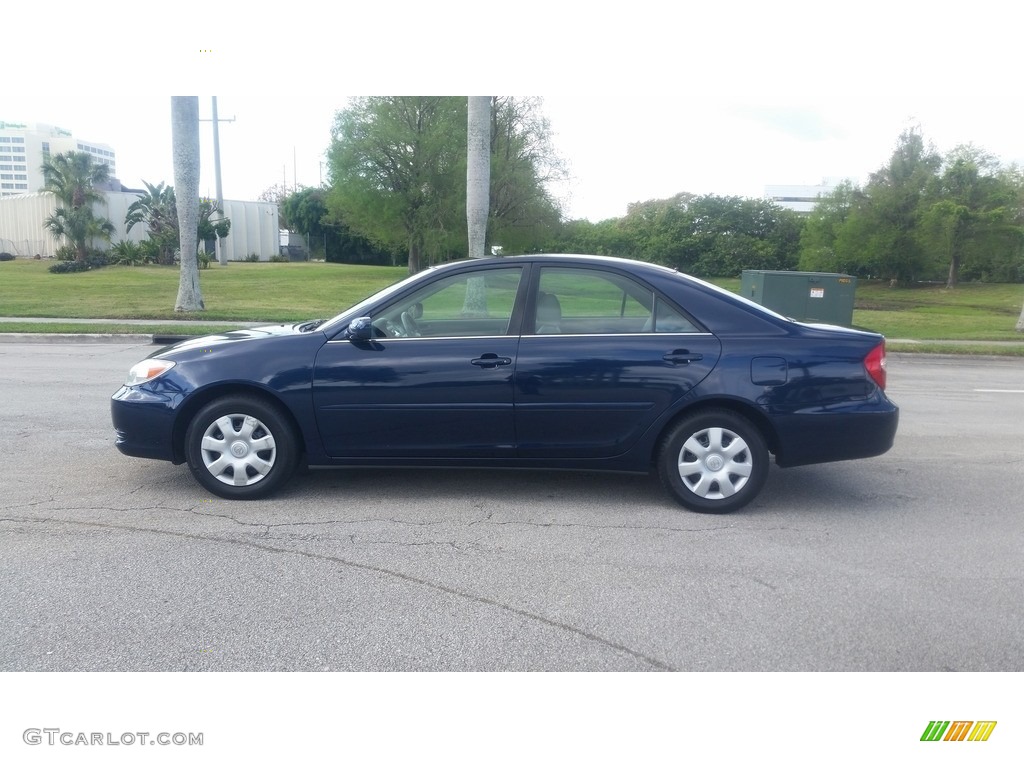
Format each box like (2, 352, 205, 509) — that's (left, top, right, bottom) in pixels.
(0, 333, 157, 344)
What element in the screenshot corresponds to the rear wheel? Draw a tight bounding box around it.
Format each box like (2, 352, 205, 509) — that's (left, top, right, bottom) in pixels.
(185, 395, 299, 499)
(657, 409, 768, 513)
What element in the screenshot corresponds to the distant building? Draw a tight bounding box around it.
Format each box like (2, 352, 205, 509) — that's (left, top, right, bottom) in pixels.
(0, 119, 281, 260)
(0, 121, 117, 198)
(0, 192, 281, 261)
(765, 181, 840, 214)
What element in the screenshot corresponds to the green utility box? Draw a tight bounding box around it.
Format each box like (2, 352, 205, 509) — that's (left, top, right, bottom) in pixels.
(740, 270, 857, 326)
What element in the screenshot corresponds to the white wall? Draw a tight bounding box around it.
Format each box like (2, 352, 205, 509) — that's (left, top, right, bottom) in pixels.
(0, 193, 59, 256)
(0, 191, 280, 259)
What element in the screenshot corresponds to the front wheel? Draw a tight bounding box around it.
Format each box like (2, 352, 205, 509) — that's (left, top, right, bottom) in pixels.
(184, 395, 299, 499)
(657, 409, 768, 513)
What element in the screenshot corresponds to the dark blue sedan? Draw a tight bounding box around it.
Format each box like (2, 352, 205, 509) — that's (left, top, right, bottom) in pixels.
(111, 255, 898, 512)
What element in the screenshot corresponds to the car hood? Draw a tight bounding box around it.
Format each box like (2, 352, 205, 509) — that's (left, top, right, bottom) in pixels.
(153, 323, 315, 358)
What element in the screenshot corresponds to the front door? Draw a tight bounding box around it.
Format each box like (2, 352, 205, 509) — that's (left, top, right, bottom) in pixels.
(312, 266, 524, 459)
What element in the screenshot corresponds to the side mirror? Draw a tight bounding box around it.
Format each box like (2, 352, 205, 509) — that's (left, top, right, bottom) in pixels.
(347, 316, 374, 341)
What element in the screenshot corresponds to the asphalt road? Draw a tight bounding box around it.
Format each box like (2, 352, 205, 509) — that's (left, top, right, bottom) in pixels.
(1, 341, 1022, 671)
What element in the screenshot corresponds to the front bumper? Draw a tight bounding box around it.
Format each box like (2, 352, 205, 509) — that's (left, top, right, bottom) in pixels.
(110, 385, 179, 463)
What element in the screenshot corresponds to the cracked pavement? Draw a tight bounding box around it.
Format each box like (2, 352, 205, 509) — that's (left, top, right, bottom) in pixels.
(1, 342, 1022, 671)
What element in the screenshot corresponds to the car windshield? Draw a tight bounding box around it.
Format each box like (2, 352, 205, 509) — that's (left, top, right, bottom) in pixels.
(316, 267, 442, 334)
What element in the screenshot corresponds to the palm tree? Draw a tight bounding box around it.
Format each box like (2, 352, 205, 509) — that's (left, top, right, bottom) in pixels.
(43, 206, 115, 261)
(125, 180, 178, 264)
(466, 96, 492, 259)
(40, 151, 116, 261)
(41, 150, 112, 208)
(462, 97, 492, 316)
(171, 96, 204, 311)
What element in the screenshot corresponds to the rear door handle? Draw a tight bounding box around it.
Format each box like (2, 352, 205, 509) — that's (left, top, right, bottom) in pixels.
(663, 350, 703, 365)
(471, 354, 512, 368)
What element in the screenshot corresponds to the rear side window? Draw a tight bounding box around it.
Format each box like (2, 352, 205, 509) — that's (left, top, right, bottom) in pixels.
(533, 267, 699, 334)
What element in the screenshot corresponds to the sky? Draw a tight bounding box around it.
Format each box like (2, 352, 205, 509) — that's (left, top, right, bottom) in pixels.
(6, 2, 1023, 223)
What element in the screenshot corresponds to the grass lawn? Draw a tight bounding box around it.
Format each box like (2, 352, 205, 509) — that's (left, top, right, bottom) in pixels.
(853, 281, 1024, 341)
(2, 258, 1023, 354)
(0, 259, 407, 322)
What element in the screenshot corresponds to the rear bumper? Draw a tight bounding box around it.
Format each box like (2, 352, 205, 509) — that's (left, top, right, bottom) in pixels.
(773, 400, 899, 468)
(110, 386, 179, 463)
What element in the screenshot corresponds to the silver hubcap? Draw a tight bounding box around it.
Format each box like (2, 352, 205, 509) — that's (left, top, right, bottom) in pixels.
(200, 413, 277, 487)
(677, 426, 753, 500)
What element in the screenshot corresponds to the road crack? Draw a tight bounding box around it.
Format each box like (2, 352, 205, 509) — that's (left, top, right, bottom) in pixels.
(3, 515, 675, 671)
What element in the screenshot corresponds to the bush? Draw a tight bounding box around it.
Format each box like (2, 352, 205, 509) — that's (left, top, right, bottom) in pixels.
(244, 253, 261, 262)
(48, 252, 110, 273)
(137, 239, 161, 264)
(0, 252, 15, 261)
(269, 254, 289, 263)
(110, 240, 149, 266)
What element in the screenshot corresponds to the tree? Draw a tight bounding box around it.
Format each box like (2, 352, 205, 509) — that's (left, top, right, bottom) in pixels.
(197, 199, 231, 253)
(798, 181, 861, 273)
(856, 129, 942, 284)
(41, 150, 111, 208)
(172, 96, 204, 312)
(618, 193, 699, 266)
(462, 97, 493, 316)
(486, 97, 565, 254)
(279, 187, 382, 263)
(125, 181, 230, 265)
(921, 146, 1022, 288)
(125, 180, 178, 264)
(466, 96, 491, 260)
(258, 183, 291, 205)
(326, 96, 567, 271)
(40, 151, 116, 261)
(550, 216, 636, 256)
(327, 97, 466, 272)
(610, 193, 801, 276)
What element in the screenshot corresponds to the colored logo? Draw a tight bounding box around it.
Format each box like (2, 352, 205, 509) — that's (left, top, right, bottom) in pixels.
(921, 721, 997, 742)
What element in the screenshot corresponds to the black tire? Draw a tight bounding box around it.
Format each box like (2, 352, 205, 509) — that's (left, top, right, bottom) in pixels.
(657, 409, 768, 513)
(184, 395, 299, 500)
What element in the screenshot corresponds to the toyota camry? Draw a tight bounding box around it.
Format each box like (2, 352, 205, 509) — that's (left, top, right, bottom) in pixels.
(111, 255, 899, 512)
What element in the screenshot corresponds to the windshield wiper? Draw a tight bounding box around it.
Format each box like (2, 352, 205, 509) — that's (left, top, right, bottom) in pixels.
(296, 319, 325, 332)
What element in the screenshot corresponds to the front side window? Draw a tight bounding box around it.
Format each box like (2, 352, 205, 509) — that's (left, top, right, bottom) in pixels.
(373, 267, 523, 338)
(533, 267, 699, 334)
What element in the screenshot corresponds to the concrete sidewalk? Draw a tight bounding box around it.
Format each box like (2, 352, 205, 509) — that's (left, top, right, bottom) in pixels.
(0, 316, 263, 327)
(0, 317, 267, 344)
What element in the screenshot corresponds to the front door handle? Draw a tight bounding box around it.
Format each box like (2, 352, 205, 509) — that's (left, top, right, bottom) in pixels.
(663, 350, 703, 365)
(471, 354, 513, 368)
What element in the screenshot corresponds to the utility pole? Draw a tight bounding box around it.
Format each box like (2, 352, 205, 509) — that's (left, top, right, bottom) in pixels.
(200, 97, 235, 265)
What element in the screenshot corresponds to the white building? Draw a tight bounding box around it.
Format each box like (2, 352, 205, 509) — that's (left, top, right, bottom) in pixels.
(0, 191, 281, 261)
(0, 119, 281, 259)
(0, 121, 116, 198)
(765, 181, 841, 214)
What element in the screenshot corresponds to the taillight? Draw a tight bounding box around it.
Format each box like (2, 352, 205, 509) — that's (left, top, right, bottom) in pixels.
(864, 342, 886, 390)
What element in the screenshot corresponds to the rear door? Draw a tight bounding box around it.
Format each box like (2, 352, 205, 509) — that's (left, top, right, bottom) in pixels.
(514, 265, 721, 459)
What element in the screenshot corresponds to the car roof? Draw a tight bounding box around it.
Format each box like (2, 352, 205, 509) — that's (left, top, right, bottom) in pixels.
(450, 253, 684, 277)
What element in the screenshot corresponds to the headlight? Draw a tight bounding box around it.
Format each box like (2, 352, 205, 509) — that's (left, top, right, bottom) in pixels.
(125, 359, 176, 386)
